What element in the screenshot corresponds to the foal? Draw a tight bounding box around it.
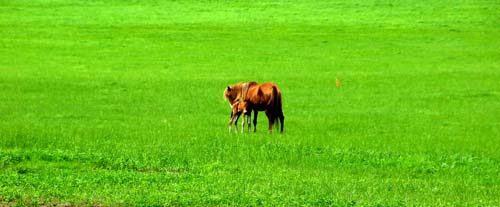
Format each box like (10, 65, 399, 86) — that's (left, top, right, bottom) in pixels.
(228, 100, 252, 133)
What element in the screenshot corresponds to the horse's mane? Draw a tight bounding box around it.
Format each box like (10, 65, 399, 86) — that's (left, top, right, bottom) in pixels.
(225, 81, 258, 104)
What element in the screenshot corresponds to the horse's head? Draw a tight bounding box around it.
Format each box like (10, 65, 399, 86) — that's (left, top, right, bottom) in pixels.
(224, 86, 238, 104)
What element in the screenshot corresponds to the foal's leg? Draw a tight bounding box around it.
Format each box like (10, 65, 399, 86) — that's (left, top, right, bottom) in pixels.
(228, 115, 235, 133)
(233, 113, 240, 133)
(253, 111, 258, 133)
(241, 113, 246, 133)
(229, 110, 236, 133)
(241, 111, 252, 133)
(228, 113, 240, 133)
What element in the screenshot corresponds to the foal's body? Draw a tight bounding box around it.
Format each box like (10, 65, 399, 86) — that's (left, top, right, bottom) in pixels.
(228, 101, 251, 133)
(224, 82, 284, 133)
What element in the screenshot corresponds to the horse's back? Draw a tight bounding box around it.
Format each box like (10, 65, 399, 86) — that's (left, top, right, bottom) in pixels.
(247, 82, 281, 110)
(256, 83, 280, 96)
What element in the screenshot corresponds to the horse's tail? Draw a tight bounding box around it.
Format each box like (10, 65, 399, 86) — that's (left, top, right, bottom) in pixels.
(271, 85, 284, 132)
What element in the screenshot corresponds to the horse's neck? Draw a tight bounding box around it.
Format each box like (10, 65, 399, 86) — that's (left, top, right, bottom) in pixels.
(242, 82, 259, 100)
(233, 82, 259, 103)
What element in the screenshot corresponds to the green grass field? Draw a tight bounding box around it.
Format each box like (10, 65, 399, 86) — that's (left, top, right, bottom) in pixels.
(1, 0, 499, 206)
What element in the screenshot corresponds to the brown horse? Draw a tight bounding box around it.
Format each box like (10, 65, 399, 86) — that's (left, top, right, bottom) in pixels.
(224, 82, 284, 133)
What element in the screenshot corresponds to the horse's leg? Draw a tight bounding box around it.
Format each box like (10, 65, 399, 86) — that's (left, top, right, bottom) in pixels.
(247, 111, 252, 133)
(266, 111, 274, 134)
(253, 111, 258, 133)
(279, 112, 285, 133)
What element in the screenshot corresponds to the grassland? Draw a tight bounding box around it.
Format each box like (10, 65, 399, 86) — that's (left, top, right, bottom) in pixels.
(1, 0, 499, 206)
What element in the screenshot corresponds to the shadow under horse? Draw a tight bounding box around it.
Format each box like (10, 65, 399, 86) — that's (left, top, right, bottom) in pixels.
(224, 81, 285, 133)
